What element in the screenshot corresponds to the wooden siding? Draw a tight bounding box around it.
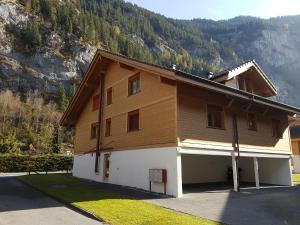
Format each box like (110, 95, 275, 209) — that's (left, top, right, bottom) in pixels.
(292, 139, 300, 155)
(177, 83, 291, 152)
(74, 62, 177, 154)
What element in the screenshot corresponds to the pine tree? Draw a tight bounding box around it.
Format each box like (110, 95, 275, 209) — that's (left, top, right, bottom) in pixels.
(51, 123, 61, 153)
(57, 83, 68, 111)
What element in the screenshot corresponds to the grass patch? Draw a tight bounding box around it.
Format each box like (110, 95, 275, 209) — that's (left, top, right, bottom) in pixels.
(293, 174, 300, 185)
(18, 174, 220, 225)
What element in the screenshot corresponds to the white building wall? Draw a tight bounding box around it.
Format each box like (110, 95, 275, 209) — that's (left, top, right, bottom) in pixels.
(258, 158, 293, 185)
(73, 147, 181, 197)
(293, 155, 300, 173)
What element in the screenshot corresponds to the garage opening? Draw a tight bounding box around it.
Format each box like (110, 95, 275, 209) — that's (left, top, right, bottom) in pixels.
(181, 154, 292, 194)
(181, 154, 233, 193)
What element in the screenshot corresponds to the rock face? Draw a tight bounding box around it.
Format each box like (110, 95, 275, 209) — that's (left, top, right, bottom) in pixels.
(0, 1, 300, 108)
(193, 16, 300, 105)
(0, 0, 96, 92)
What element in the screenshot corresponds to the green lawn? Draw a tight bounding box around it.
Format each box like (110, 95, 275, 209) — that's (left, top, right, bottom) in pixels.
(293, 174, 300, 185)
(18, 174, 220, 225)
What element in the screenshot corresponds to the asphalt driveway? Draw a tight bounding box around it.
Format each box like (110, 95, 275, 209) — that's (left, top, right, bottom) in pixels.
(0, 175, 103, 225)
(147, 186, 300, 225)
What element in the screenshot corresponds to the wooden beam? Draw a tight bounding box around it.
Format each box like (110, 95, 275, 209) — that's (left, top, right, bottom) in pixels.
(85, 83, 99, 88)
(263, 107, 269, 116)
(226, 98, 235, 109)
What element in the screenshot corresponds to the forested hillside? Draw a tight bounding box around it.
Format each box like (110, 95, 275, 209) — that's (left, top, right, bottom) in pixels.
(1, 0, 300, 153)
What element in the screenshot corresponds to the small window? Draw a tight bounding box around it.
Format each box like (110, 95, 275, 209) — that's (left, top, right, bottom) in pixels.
(90, 122, 99, 139)
(207, 104, 224, 129)
(92, 94, 100, 111)
(103, 154, 110, 179)
(238, 77, 245, 91)
(105, 118, 111, 137)
(107, 87, 112, 105)
(128, 110, 139, 132)
(128, 73, 140, 96)
(248, 113, 257, 131)
(272, 119, 282, 138)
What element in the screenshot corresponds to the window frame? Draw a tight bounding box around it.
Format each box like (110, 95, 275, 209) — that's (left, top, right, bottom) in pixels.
(105, 118, 112, 137)
(106, 87, 113, 105)
(128, 73, 141, 96)
(92, 94, 100, 111)
(247, 113, 257, 131)
(90, 122, 99, 139)
(127, 109, 140, 132)
(206, 104, 225, 130)
(272, 119, 282, 138)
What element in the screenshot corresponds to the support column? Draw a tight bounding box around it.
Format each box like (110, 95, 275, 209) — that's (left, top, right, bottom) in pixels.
(176, 152, 183, 198)
(231, 151, 238, 192)
(253, 157, 260, 189)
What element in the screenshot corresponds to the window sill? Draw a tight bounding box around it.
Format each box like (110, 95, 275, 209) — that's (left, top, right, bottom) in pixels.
(127, 129, 140, 133)
(206, 126, 225, 130)
(128, 90, 141, 97)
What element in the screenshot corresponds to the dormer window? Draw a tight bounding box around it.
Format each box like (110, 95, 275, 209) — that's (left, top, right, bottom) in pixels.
(238, 77, 245, 91)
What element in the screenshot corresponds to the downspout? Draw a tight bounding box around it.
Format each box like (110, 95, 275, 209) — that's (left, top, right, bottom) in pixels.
(95, 73, 105, 173)
(232, 113, 240, 192)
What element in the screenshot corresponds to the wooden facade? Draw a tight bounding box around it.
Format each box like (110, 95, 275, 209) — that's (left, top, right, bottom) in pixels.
(74, 62, 177, 154)
(62, 50, 299, 156)
(177, 83, 291, 152)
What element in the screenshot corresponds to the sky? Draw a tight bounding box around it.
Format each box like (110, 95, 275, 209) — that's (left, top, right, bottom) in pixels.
(126, 0, 300, 20)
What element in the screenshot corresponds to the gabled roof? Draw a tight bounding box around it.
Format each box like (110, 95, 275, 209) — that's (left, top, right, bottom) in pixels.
(60, 49, 300, 126)
(210, 60, 277, 96)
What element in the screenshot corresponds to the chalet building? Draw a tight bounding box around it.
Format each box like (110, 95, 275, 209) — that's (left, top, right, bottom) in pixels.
(61, 50, 300, 197)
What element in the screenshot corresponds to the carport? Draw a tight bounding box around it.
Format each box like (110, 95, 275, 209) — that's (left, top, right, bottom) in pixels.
(179, 148, 293, 195)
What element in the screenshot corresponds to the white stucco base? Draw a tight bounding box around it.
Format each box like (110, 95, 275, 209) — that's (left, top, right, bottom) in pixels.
(73, 147, 182, 197)
(293, 155, 300, 173)
(73, 146, 292, 198)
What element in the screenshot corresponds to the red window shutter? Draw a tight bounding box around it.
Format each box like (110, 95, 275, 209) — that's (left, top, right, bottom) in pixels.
(128, 110, 139, 131)
(93, 95, 100, 111)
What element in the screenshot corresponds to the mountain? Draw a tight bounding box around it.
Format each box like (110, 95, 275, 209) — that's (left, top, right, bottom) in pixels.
(0, 0, 300, 107)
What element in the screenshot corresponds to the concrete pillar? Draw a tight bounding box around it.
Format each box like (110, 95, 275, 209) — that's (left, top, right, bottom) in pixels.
(231, 151, 238, 192)
(253, 157, 260, 189)
(176, 151, 183, 197)
(289, 157, 294, 186)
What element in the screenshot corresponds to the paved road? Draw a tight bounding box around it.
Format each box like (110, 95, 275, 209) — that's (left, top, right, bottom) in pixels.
(147, 186, 300, 225)
(0, 175, 103, 225)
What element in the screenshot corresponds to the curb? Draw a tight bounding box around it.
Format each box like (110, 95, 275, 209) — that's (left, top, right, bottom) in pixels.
(17, 177, 108, 224)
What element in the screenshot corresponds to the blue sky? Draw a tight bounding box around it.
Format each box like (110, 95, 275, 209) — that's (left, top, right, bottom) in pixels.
(126, 0, 300, 20)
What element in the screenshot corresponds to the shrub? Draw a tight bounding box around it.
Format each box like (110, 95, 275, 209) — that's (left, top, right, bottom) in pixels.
(0, 154, 73, 173)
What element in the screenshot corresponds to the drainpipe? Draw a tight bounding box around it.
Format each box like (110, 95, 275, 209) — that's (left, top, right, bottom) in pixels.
(95, 74, 105, 173)
(232, 113, 240, 192)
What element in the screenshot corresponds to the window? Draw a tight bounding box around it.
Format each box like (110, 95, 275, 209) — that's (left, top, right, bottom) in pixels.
(128, 110, 139, 132)
(107, 87, 112, 105)
(238, 77, 245, 91)
(248, 113, 257, 131)
(272, 119, 282, 138)
(105, 118, 111, 137)
(90, 122, 99, 139)
(92, 94, 100, 111)
(128, 73, 140, 96)
(207, 104, 224, 129)
(103, 154, 110, 179)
